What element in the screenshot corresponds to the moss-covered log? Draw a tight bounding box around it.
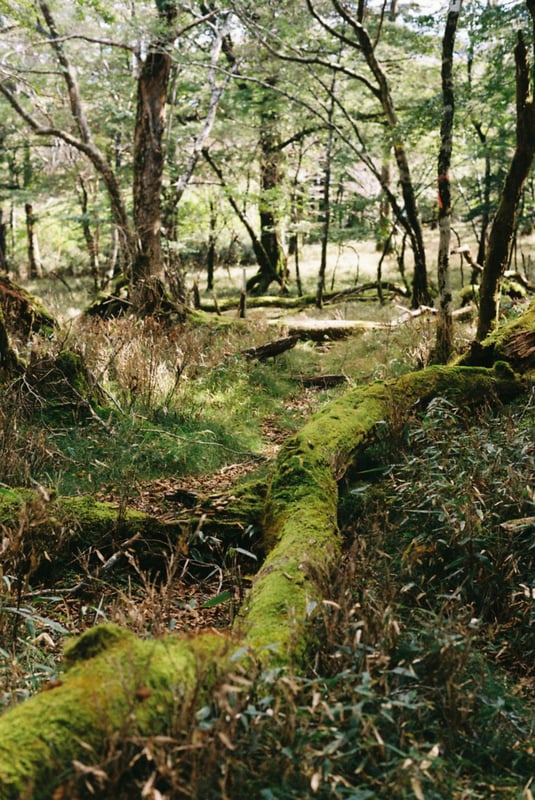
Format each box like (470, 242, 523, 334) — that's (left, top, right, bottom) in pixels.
(236, 362, 523, 658)
(0, 480, 266, 583)
(0, 363, 525, 798)
(0, 625, 233, 799)
(0, 488, 186, 582)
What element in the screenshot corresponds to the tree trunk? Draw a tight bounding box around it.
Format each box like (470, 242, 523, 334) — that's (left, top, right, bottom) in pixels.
(202, 149, 284, 294)
(255, 83, 287, 295)
(0, 209, 8, 274)
(77, 176, 100, 289)
(316, 72, 337, 308)
(24, 203, 42, 279)
(0, 274, 56, 340)
(477, 13, 535, 341)
(132, 3, 177, 284)
(206, 198, 217, 291)
(327, 0, 431, 308)
(460, 296, 535, 370)
(0, 359, 525, 797)
(472, 120, 492, 270)
(0, 306, 21, 374)
(435, 0, 462, 363)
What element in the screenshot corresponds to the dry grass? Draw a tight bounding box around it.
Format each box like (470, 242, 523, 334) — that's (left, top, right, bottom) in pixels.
(1, 231, 534, 797)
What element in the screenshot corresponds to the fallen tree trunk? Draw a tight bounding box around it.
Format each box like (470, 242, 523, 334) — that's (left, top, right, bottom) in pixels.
(0, 477, 267, 584)
(197, 281, 409, 314)
(0, 362, 526, 798)
(242, 334, 299, 360)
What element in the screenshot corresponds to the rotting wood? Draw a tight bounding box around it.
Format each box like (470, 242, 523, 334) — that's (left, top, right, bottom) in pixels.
(301, 374, 348, 388)
(242, 335, 299, 360)
(284, 318, 390, 340)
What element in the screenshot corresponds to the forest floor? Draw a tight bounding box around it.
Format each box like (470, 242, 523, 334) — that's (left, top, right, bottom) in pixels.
(1, 233, 534, 797)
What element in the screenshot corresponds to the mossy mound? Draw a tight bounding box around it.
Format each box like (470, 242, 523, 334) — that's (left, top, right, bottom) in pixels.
(0, 274, 56, 340)
(459, 297, 535, 371)
(23, 348, 108, 421)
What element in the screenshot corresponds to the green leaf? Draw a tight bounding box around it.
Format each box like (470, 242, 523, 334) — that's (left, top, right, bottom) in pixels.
(201, 590, 232, 609)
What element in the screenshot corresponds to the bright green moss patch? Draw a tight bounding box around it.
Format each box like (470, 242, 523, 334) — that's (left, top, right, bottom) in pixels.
(0, 623, 231, 800)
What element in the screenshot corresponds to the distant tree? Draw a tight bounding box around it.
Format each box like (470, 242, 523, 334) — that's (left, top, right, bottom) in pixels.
(0, 1, 221, 297)
(232, 0, 435, 306)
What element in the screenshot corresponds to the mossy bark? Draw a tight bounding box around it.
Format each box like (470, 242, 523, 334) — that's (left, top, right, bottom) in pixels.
(236, 363, 523, 660)
(0, 489, 185, 582)
(0, 478, 267, 584)
(0, 625, 232, 800)
(0, 305, 23, 376)
(0, 363, 525, 798)
(0, 274, 56, 341)
(459, 297, 535, 371)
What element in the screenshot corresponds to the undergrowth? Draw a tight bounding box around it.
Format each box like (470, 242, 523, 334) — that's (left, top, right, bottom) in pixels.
(1, 317, 319, 494)
(1, 300, 534, 796)
(21, 386, 534, 799)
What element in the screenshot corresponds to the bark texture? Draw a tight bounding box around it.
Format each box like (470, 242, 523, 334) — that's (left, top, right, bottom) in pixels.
(0, 360, 526, 798)
(132, 2, 177, 284)
(477, 4, 535, 340)
(435, 0, 461, 363)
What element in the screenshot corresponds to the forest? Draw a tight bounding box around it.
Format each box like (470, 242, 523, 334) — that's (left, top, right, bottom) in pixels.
(0, 0, 534, 797)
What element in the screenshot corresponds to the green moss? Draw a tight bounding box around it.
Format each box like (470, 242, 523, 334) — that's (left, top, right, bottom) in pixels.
(63, 622, 134, 665)
(238, 440, 340, 663)
(238, 364, 524, 667)
(0, 624, 231, 800)
(54, 350, 88, 394)
(0, 489, 184, 579)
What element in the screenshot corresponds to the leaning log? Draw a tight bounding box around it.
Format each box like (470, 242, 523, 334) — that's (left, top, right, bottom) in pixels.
(0, 363, 525, 799)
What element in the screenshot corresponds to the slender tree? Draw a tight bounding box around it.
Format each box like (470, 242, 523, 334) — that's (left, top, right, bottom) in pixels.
(316, 69, 337, 308)
(477, 0, 535, 340)
(435, 0, 462, 363)
(132, 0, 180, 283)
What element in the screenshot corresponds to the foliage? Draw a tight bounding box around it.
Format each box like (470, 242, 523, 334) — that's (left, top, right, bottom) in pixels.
(1, 0, 533, 299)
(4, 387, 532, 798)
